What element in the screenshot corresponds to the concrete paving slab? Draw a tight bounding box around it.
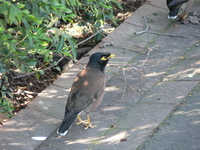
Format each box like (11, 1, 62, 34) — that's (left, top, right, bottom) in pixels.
(125, 3, 170, 31)
(0, 108, 60, 150)
(139, 81, 198, 104)
(145, 0, 169, 10)
(186, 45, 200, 59)
(92, 103, 176, 150)
(150, 24, 200, 49)
(166, 59, 200, 80)
(115, 103, 175, 129)
(103, 23, 157, 48)
(92, 128, 151, 150)
(52, 64, 85, 89)
(138, 83, 200, 150)
(28, 85, 69, 119)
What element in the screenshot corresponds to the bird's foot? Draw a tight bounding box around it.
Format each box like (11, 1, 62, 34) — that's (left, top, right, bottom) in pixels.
(84, 113, 97, 130)
(178, 13, 187, 21)
(76, 115, 88, 125)
(84, 123, 96, 130)
(76, 114, 97, 130)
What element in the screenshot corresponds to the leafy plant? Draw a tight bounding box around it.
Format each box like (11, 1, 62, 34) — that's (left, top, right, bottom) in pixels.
(0, 0, 77, 116)
(0, 0, 122, 116)
(0, 75, 14, 118)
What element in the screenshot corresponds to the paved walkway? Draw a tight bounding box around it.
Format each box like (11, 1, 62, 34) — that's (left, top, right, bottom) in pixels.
(0, 0, 200, 150)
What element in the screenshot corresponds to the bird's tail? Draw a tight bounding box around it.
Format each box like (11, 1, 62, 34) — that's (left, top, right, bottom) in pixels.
(168, 0, 188, 7)
(57, 111, 79, 136)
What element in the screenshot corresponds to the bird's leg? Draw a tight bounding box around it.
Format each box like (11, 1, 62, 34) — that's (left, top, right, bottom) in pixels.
(178, 12, 187, 20)
(179, 0, 194, 21)
(84, 113, 96, 130)
(76, 115, 88, 125)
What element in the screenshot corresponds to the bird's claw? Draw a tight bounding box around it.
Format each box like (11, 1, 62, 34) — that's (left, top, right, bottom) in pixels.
(178, 13, 187, 20)
(76, 114, 97, 130)
(76, 120, 88, 126)
(84, 123, 96, 130)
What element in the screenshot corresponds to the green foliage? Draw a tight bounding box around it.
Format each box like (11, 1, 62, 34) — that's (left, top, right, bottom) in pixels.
(0, 98, 14, 118)
(0, 0, 77, 73)
(0, 0, 122, 116)
(67, 0, 122, 28)
(0, 75, 14, 117)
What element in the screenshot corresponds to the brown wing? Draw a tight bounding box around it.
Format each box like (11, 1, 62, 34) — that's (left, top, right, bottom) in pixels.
(65, 67, 105, 113)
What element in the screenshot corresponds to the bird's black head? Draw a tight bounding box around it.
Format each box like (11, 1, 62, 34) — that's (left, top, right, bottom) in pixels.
(87, 52, 115, 72)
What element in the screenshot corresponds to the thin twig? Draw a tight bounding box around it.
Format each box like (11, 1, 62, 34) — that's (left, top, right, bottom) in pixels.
(110, 76, 135, 91)
(156, 83, 185, 106)
(149, 31, 186, 38)
(135, 16, 149, 35)
(77, 30, 102, 46)
(134, 16, 186, 38)
(12, 53, 87, 80)
(13, 66, 52, 79)
(131, 66, 185, 106)
(172, 79, 200, 81)
(155, 73, 192, 93)
(139, 16, 151, 89)
(16, 34, 28, 46)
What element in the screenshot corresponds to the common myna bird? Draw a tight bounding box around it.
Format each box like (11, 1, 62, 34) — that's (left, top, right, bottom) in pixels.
(57, 52, 115, 136)
(167, 0, 194, 20)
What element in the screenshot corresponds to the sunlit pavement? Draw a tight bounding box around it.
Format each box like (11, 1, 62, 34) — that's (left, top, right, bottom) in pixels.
(0, 0, 200, 150)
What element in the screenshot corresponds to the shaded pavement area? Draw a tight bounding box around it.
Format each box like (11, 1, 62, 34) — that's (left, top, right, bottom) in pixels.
(0, 0, 200, 150)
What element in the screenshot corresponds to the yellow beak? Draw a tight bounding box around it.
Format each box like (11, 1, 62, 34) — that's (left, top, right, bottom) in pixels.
(109, 54, 115, 58)
(101, 54, 115, 60)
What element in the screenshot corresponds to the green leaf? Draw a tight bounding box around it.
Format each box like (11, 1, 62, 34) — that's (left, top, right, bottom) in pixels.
(0, 2, 9, 17)
(35, 71, 40, 79)
(0, 27, 4, 32)
(22, 19, 30, 30)
(7, 28, 16, 33)
(11, 60, 19, 68)
(1, 91, 5, 98)
(20, 56, 29, 61)
(6, 92, 13, 99)
(16, 3, 25, 9)
(66, 13, 76, 18)
(26, 59, 37, 66)
(65, 8, 73, 13)
(0, 67, 6, 74)
(57, 36, 65, 52)
(9, 3, 22, 24)
(2, 86, 6, 91)
(22, 10, 30, 15)
(94, 33, 102, 42)
(99, 3, 112, 9)
(55, 66, 61, 71)
(20, 64, 27, 72)
(111, 0, 123, 10)
(62, 33, 77, 59)
(53, 61, 58, 66)
(44, 53, 49, 63)
(39, 70, 44, 74)
(4, 75, 8, 82)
